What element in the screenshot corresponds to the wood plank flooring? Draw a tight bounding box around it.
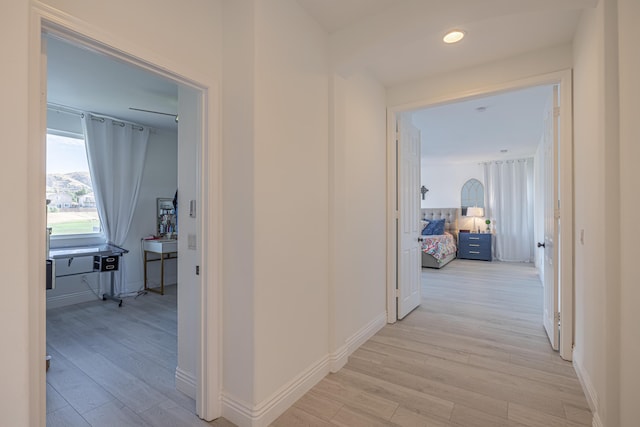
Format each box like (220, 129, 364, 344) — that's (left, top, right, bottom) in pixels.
(48, 260, 592, 426)
(272, 260, 592, 427)
(46, 285, 234, 427)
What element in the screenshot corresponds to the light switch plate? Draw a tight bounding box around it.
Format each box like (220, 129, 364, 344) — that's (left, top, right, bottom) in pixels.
(188, 233, 197, 250)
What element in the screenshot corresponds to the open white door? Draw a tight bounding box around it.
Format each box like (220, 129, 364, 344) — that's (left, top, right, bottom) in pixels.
(541, 86, 560, 350)
(397, 116, 422, 319)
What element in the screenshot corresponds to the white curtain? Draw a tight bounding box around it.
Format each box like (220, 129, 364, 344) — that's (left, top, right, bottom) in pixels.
(483, 159, 534, 262)
(82, 114, 149, 295)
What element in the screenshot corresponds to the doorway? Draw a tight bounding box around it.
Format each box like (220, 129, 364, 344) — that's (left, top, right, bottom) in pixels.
(29, 13, 221, 424)
(387, 71, 574, 361)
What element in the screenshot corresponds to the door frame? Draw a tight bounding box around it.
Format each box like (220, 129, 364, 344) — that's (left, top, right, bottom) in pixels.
(386, 70, 574, 360)
(27, 5, 222, 423)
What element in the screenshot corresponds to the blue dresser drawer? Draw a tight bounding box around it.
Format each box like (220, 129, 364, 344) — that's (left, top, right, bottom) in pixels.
(458, 233, 492, 261)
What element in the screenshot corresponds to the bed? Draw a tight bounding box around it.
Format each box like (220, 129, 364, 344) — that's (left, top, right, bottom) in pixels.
(420, 208, 459, 269)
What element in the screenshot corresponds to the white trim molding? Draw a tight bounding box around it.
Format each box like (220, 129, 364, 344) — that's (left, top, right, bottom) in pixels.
(222, 356, 328, 427)
(175, 367, 197, 399)
(29, 3, 223, 424)
(330, 312, 387, 373)
(222, 311, 386, 427)
(573, 357, 599, 427)
(386, 69, 575, 356)
(46, 290, 99, 310)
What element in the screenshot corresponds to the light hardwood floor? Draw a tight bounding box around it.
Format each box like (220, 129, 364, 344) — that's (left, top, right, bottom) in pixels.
(272, 260, 592, 427)
(47, 260, 592, 426)
(46, 285, 234, 427)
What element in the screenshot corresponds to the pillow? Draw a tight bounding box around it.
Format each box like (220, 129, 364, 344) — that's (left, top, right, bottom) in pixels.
(422, 218, 446, 235)
(420, 220, 429, 231)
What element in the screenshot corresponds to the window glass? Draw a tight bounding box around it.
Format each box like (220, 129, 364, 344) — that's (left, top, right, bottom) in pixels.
(46, 133, 101, 235)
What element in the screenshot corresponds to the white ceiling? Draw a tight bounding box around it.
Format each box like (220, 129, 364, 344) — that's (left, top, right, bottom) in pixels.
(46, 35, 178, 132)
(413, 84, 554, 164)
(296, 0, 591, 162)
(46, 1, 595, 158)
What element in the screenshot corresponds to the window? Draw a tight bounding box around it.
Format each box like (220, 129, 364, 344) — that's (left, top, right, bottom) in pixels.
(46, 133, 101, 236)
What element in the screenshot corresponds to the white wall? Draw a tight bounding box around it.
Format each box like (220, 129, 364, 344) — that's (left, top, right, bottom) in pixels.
(572, 3, 616, 426)
(221, 0, 256, 409)
(221, 1, 332, 424)
(617, 0, 640, 424)
(421, 160, 483, 208)
(252, 0, 329, 407)
(330, 72, 387, 363)
(421, 160, 484, 231)
(130, 130, 178, 291)
(175, 85, 202, 397)
(387, 44, 573, 108)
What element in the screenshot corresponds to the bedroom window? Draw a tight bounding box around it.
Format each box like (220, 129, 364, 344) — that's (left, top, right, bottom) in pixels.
(46, 132, 101, 236)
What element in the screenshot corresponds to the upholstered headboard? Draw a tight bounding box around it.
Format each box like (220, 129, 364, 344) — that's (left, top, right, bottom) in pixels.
(421, 208, 459, 237)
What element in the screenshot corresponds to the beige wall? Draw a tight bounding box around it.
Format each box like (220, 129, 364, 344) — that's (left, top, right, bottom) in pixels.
(330, 72, 387, 354)
(618, 0, 640, 424)
(572, 3, 609, 423)
(0, 1, 31, 424)
(221, 0, 257, 408)
(252, 0, 330, 406)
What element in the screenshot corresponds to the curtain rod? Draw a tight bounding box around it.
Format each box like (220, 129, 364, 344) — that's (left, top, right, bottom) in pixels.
(478, 158, 533, 165)
(47, 102, 147, 132)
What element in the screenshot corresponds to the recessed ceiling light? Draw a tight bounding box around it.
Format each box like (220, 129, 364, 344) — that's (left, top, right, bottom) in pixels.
(443, 30, 465, 44)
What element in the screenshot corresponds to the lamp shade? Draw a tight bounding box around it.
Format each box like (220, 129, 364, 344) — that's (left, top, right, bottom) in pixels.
(466, 207, 484, 217)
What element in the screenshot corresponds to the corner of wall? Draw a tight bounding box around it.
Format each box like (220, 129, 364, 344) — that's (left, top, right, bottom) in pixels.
(221, 311, 386, 427)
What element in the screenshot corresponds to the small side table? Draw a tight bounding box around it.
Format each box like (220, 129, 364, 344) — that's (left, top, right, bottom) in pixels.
(458, 232, 492, 261)
(143, 239, 178, 295)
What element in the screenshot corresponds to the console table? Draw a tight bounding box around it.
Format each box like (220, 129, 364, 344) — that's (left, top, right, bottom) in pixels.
(143, 239, 178, 295)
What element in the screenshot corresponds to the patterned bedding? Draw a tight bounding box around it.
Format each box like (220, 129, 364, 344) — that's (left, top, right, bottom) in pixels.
(422, 232, 457, 262)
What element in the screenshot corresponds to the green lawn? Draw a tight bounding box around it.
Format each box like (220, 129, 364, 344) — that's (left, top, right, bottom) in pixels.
(49, 220, 100, 235)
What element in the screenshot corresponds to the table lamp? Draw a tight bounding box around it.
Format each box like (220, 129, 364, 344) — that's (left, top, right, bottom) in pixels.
(466, 207, 484, 233)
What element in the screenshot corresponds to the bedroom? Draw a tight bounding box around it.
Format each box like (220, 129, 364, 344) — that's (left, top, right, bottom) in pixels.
(384, 81, 574, 377)
(413, 84, 553, 274)
(45, 35, 180, 309)
(44, 32, 206, 420)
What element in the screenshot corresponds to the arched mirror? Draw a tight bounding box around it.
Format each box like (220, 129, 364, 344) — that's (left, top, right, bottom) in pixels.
(461, 178, 484, 216)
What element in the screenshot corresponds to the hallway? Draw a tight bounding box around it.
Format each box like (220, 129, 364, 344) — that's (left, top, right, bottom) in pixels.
(273, 260, 591, 426)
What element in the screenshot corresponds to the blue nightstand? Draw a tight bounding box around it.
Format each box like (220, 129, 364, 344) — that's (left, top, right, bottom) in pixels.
(458, 233, 492, 261)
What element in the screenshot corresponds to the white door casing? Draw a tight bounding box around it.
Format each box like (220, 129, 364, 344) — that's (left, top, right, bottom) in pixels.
(542, 85, 560, 351)
(397, 116, 422, 319)
(387, 71, 573, 358)
(29, 7, 221, 423)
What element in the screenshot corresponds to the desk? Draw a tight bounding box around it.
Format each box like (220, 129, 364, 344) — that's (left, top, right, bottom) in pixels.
(143, 239, 178, 295)
(49, 243, 129, 306)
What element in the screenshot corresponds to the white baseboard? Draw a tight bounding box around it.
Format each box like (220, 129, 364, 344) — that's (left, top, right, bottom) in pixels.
(46, 289, 100, 309)
(592, 413, 603, 427)
(330, 311, 387, 373)
(221, 311, 387, 427)
(175, 367, 196, 399)
(573, 356, 599, 426)
(222, 354, 329, 427)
